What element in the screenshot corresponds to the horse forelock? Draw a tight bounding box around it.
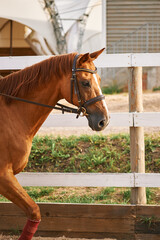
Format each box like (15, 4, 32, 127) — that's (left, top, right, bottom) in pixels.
(0, 53, 76, 103)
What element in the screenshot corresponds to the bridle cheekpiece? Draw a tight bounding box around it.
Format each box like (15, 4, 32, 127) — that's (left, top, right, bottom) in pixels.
(70, 54, 105, 118)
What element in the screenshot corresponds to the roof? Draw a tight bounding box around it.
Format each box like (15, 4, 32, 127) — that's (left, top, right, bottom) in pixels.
(0, 0, 102, 54)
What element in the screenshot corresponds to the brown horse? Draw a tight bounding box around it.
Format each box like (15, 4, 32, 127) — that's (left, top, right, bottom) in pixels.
(0, 49, 109, 239)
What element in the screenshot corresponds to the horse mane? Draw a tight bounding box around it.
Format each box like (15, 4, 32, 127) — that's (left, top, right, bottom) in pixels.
(0, 53, 76, 103)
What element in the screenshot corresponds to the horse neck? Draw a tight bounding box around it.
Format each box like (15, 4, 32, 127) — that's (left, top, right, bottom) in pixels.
(14, 70, 69, 138)
(16, 80, 58, 137)
(2, 54, 75, 137)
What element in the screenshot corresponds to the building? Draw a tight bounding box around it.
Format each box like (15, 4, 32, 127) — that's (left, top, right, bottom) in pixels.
(102, 0, 160, 90)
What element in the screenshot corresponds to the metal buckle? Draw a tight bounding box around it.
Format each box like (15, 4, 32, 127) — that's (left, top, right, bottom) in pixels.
(76, 107, 88, 118)
(81, 107, 88, 117)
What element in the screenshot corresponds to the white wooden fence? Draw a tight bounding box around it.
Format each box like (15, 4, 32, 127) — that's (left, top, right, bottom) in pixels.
(0, 53, 160, 190)
(41, 112, 160, 128)
(1, 53, 160, 68)
(16, 172, 160, 188)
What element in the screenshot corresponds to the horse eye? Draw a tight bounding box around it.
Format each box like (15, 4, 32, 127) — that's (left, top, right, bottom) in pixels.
(81, 81, 91, 88)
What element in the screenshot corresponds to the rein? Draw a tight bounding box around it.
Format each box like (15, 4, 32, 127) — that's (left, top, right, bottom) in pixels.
(0, 55, 105, 118)
(0, 92, 79, 114)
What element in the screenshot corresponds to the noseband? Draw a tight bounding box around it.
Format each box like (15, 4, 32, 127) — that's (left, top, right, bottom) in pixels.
(70, 54, 105, 118)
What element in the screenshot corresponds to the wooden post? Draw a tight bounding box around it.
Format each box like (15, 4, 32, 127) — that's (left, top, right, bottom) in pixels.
(128, 67, 146, 205)
(10, 20, 13, 56)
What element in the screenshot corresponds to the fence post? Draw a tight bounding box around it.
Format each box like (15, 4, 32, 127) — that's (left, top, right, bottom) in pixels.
(128, 67, 146, 204)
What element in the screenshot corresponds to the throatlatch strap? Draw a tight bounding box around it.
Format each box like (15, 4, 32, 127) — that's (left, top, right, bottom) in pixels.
(70, 78, 74, 104)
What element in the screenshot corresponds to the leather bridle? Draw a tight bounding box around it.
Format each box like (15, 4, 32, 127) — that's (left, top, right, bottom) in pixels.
(70, 54, 105, 118)
(0, 54, 105, 118)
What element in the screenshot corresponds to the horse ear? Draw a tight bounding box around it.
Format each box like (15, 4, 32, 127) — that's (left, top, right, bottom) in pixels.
(79, 53, 90, 65)
(90, 48, 105, 60)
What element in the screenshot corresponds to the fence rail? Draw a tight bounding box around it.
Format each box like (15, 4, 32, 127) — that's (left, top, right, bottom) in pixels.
(16, 172, 160, 188)
(42, 112, 160, 127)
(1, 53, 160, 69)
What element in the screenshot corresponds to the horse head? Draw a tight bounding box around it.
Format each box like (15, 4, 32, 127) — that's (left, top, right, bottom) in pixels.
(62, 48, 110, 131)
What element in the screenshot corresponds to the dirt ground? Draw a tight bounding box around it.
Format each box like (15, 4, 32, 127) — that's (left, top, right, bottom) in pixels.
(0, 236, 116, 240)
(38, 91, 160, 136)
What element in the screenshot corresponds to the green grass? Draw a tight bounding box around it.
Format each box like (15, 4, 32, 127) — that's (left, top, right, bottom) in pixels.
(153, 86, 160, 91)
(0, 186, 159, 205)
(26, 134, 160, 174)
(102, 85, 123, 94)
(0, 133, 159, 204)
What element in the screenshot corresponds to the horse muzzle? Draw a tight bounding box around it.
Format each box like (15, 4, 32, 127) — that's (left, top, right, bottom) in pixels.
(87, 113, 110, 131)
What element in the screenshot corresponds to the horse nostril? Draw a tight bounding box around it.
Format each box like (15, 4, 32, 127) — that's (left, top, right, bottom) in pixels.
(98, 119, 106, 128)
(98, 116, 110, 129)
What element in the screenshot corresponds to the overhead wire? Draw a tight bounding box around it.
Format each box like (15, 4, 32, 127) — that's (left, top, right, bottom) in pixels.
(59, 2, 101, 15)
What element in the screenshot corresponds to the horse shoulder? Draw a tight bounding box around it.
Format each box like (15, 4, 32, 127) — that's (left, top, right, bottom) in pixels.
(0, 104, 33, 174)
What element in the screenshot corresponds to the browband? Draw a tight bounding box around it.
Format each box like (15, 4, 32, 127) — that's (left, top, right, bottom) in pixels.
(75, 67, 97, 74)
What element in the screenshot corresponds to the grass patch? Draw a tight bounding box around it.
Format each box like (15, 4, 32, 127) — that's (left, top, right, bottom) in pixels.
(25, 134, 160, 174)
(102, 85, 123, 94)
(0, 133, 159, 204)
(26, 134, 131, 173)
(1, 187, 159, 205)
(153, 86, 160, 91)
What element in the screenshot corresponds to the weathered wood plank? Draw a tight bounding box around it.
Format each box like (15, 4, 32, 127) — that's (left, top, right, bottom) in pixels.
(39, 203, 135, 219)
(40, 217, 134, 233)
(0, 202, 24, 216)
(0, 203, 135, 233)
(128, 67, 146, 205)
(1, 203, 160, 238)
(135, 220, 160, 234)
(135, 234, 160, 240)
(136, 205, 160, 218)
(0, 202, 135, 219)
(0, 216, 134, 233)
(136, 205, 160, 234)
(0, 216, 25, 231)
